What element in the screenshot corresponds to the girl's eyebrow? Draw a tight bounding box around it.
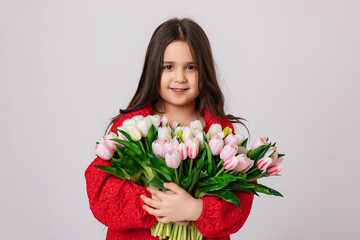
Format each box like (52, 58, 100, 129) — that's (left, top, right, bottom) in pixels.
(163, 61, 196, 64)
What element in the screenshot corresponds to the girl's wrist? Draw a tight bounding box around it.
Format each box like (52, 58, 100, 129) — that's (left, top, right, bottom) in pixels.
(189, 198, 203, 221)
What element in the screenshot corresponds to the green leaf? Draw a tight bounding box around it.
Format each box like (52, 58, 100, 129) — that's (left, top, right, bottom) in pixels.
(248, 182, 284, 197)
(278, 153, 285, 158)
(206, 190, 241, 210)
(118, 129, 136, 143)
(111, 138, 144, 157)
(241, 138, 248, 148)
(247, 145, 266, 160)
(94, 165, 126, 179)
(202, 131, 208, 144)
(195, 150, 207, 170)
(204, 142, 213, 176)
(255, 144, 272, 161)
(148, 176, 167, 191)
(146, 125, 156, 149)
(198, 174, 246, 192)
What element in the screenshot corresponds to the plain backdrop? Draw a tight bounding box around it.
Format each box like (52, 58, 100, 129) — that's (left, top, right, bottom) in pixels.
(1, 0, 359, 239)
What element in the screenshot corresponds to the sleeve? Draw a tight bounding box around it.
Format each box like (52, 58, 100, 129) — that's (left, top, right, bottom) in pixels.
(84, 115, 157, 231)
(194, 120, 255, 237)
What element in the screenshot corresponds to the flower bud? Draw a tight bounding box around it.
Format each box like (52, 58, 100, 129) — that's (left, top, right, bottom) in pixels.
(95, 142, 114, 160)
(164, 138, 180, 153)
(209, 134, 224, 155)
(187, 139, 199, 159)
(123, 125, 142, 141)
(234, 154, 253, 172)
(160, 116, 169, 127)
(251, 137, 270, 150)
(257, 157, 273, 171)
(207, 124, 222, 140)
(147, 115, 161, 131)
(152, 139, 166, 158)
(220, 144, 238, 160)
(158, 126, 172, 141)
(181, 127, 192, 142)
(171, 121, 179, 130)
(137, 117, 152, 137)
(165, 150, 181, 169)
(266, 164, 283, 176)
(177, 143, 187, 160)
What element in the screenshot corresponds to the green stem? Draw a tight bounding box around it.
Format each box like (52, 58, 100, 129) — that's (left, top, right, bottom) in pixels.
(215, 167, 225, 177)
(189, 158, 194, 172)
(175, 168, 179, 185)
(139, 140, 146, 155)
(246, 167, 258, 176)
(216, 160, 223, 169)
(178, 161, 183, 182)
(144, 138, 150, 153)
(247, 172, 268, 181)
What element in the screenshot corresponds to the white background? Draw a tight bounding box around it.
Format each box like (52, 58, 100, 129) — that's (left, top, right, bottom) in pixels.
(1, 0, 359, 239)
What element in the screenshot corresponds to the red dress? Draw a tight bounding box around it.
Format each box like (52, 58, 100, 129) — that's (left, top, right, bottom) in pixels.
(85, 104, 255, 240)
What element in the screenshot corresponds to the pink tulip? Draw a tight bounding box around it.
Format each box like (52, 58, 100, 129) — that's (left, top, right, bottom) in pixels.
(177, 143, 187, 160)
(103, 132, 119, 151)
(164, 138, 180, 153)
(185, 137, 199, 148)
(152, 139, 166, 158)
(224, 134, 240, 146)
(171, 121, 179, 130)
(95, 142, 114, 160)
(187, 139, 199, 159)
(265, 146, 278, 160)
(234, 154, 254, 173)
(220, 144, 238, 160)
(223, 156, 238, 170)
(251, 137, 270, 150)
(165, 150, 181, 169)
(209, 134, 224, 156)
(160, 116, 169, 127)
(257, 157, 273, 171)
(266, 164, 283, 176)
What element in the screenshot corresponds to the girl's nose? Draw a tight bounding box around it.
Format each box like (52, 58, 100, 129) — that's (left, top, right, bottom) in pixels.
(175, 70, 186, 82)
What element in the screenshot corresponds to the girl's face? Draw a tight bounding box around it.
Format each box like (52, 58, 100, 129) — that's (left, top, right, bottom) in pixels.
(159, 40, 199, 109)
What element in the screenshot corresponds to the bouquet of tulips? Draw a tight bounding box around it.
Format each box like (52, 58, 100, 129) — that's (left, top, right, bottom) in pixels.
(95, 114, 285, 240)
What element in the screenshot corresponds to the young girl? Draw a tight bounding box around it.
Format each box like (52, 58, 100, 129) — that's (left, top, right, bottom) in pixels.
(85, 18, 254, 240)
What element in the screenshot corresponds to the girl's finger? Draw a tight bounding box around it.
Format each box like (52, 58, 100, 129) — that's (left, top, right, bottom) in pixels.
(146, 187, 167, 200)
(140, 195, 161, 209)
(142, 204, 163, 217)
(164, 182, 183, 194)
(156, 216, 171, 224)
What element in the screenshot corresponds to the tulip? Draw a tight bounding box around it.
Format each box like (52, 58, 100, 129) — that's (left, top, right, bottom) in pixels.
(266, 164, 283, 176)
(122, 118, 137, 128)
(164, 138, 180, 153)
(234, 154, 254, 172)
(190, 120, 204, 131)
(257, 157, 273, 171)
(132, 115, 144, 122)
(235, 133, 246, 146)
(207, 124, 222, 140)
(177, 143, 187, 160)
(137, 117, 152, 137)
(220, 144, 238, 160)
(95, 142, 114, 160)
(187, 139, 199, 159)
(158, 126, 172, 141)
(237, 146, 248, 155)
(160, 116, 169, 127)
(185, 137, 200, 148)
(224, 134, 240, 146)
(123, 124, 142, 141)
(251, 137, 270, 150)
(223, 156, 239, 170)
(103, 132, 119, 151)
(195, 132, 204, 149)
(209, 134, 224, 156)
(147, 115, 161, 131)
(165, 150, 181, 169)
(152, 139, 166, 158)
(171, 121, 179, 130)
(181, 127, 192, 142)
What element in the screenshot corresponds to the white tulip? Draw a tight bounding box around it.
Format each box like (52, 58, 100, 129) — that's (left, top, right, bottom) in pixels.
(207, 124, 223, 140)
(190, 120, 203, 131)
(181, 126, 192, 142)
(235, 133, 246, 146)
(137, 117, 152, 137)
(158, 126, 172, 141)
(123, 124, 142, 141)
(147, 115, 161, 131)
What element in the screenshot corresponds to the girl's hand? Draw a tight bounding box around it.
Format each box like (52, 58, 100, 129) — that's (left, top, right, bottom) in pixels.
(140, 182, 203, 224)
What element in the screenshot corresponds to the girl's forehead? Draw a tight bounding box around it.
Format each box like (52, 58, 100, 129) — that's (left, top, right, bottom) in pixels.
(163, 40, 195, 63)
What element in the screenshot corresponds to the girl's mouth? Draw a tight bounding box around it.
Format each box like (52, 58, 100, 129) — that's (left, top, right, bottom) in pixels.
(171, 88, 189, 94)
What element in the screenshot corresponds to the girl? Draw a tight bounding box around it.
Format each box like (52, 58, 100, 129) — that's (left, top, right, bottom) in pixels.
(85, 18, 254, 240)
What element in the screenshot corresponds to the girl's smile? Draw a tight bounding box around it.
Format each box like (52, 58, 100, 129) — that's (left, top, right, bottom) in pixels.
(159, 40, 199, 107)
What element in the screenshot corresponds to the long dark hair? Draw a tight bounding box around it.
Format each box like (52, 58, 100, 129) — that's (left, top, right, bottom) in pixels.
(106, 17, 249, 136)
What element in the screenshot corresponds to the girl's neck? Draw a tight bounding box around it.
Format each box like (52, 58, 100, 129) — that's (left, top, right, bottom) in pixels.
(152, 102, 205, 128)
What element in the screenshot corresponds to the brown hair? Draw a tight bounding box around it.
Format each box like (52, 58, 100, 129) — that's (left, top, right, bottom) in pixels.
(105, 17, 249, 136)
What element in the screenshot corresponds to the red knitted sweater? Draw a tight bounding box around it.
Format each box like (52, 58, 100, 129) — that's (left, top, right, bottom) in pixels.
(85, 104, 255, 240)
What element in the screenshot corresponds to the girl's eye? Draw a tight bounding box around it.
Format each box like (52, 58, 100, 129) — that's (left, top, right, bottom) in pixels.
(187, 65, 197, 70)
(163, 65, 173, 70)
